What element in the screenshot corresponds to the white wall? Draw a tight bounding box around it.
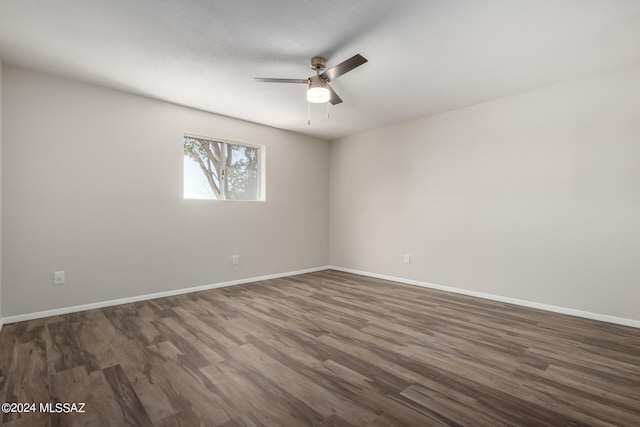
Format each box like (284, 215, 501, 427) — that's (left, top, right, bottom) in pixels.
(2, 65, 329, 317)
(330, 64, 640, 322)
(4, 61, 639, 324)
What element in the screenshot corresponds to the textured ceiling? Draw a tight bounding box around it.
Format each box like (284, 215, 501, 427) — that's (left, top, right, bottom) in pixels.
(1, 0, 640, 140)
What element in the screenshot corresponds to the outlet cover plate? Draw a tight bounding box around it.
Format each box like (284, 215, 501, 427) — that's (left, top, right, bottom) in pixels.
(54, 271, 65, 285)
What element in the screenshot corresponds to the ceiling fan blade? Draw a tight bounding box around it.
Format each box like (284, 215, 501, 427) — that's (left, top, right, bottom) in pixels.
(254, 77, 308, 84)
(320, 54, 368, 82)
(327, 83, 343, 105)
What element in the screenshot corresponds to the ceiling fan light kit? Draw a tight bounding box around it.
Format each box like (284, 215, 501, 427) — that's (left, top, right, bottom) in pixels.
(307, 76, 330, 103)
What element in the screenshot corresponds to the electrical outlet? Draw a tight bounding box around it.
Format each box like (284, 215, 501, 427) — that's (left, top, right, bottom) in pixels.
(54, 271, 65, 285)
(232, 255, 239, 265)
(403, 254, 411, 264)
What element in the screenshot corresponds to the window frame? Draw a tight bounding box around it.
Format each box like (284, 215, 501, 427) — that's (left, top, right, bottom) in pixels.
(183, 133, 265, 201)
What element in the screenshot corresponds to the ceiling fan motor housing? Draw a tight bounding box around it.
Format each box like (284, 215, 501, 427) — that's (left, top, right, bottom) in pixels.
(310, 56, 327, 71)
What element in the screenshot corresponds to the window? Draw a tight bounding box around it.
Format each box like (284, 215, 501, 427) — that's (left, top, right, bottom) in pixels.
(183, 135, 263, 200)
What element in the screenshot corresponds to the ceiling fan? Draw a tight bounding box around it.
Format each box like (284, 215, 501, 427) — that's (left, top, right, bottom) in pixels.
(255, 54, 368, 105)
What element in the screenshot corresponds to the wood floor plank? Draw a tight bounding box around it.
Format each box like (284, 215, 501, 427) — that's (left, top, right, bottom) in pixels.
(201, 358, 322, 427)
(231, 342, 378, 425)
(1, 269, 639, 426)
(47, 320, 96, 373)
(102, 364, 154, 427)
(400, 383, 513, 427)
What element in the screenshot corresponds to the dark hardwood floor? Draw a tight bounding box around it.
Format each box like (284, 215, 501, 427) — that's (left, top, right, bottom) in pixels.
(1, 269, 639, 426)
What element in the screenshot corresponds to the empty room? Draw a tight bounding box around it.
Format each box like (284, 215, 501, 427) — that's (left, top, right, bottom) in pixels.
(1, 1, 639, 426)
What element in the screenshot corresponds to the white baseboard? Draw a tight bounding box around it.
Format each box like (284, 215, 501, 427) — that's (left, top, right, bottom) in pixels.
(1, 266, 330, 325)
(329, 266, 640, 329)
(3, 265, 638, 329)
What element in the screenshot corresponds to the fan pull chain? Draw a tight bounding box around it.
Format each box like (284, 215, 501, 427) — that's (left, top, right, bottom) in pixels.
(326, 101, 330, 119)
(308, 101, 311, 126)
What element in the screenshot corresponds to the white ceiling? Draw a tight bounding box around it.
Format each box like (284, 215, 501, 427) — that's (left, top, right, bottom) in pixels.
(1, 1, 640, 140)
